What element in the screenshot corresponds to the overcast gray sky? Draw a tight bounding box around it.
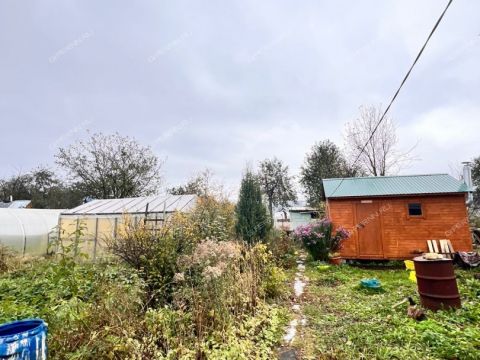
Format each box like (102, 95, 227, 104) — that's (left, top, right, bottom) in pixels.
(0, 0, 478, 197)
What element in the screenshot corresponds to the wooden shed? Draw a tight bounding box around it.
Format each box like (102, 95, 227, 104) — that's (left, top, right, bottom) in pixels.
(323, 174, 472, 260)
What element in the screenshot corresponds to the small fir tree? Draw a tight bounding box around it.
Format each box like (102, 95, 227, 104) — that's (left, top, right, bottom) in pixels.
(235, 170, 270, 244)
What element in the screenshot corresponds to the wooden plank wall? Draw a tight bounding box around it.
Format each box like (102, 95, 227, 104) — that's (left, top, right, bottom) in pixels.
(326, 194, 472, 259)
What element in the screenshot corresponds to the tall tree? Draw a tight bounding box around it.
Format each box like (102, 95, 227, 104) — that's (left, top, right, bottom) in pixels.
(257, 157, 296, 224)
(471, 156, 480, 211)
(29, 167, 84, 209)
(0, 173, 31, 202)
(300, 140, 359, 206)
(56, 132, 163, 199)
(29, 167, 63, 208)
(0, 167, 83, 209)
(345, 105, 415, 176)
(235, 170, 270, 244)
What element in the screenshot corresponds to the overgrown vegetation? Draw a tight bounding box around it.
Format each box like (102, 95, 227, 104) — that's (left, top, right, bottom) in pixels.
(0, 196, 291, 359)
(0, 258, 145, 358)
(299, 262, 480, 359)
(266, 230, 298, 269)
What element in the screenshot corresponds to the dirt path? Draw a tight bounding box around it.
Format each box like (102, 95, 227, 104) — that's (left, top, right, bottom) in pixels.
(278, 253, 308, 359)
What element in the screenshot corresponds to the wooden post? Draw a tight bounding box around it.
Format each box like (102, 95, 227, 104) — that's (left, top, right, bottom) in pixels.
(93, 218, 99, 261)
(144, 203, 149, 225)
(52, 216, 62, 255)
(113, 217, 118, 239)
(22, 230, 27, 257)
(163, 202, 166, 226)
(74, 218, 80, 257)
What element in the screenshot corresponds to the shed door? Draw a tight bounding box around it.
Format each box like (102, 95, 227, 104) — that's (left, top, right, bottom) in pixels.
(356, 203, 383, 258)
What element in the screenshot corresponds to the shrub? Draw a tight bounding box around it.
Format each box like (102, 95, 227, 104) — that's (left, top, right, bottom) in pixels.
(106, 215, 194, 306)
(266, 230, 298, 269)
(174, 241, 273, 341)
(263, 265, 287, 298)
(124, 306, 195, 359)
(189, 196, 236, 241)
(293, 218, 350, 261)
(106, 195, 237, 305)
(175, 240, 247, 339)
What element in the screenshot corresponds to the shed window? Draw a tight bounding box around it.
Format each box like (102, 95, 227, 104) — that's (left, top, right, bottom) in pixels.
(408, 203, 422, 216)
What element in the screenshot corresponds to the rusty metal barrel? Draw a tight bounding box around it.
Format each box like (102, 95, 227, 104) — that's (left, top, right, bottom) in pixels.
(413, 256, 461, 311)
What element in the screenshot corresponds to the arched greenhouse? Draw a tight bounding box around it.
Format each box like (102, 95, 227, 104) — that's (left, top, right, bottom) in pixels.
(0, 209, 62, 256)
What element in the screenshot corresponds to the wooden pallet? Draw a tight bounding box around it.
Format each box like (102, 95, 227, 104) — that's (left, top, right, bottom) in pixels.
(427, 239, 454, 259)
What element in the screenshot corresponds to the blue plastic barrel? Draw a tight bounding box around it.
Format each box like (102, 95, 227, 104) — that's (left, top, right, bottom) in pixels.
(0, 319, 47, 359)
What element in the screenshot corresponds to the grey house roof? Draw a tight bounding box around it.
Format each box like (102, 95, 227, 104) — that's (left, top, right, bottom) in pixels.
(61, 194, 197, 215)
(0, 200, 32, 209)
(323, 174, 470, 199)
(289, 206, 318, 213)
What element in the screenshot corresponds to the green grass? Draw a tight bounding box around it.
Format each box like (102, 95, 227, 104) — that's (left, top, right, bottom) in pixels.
(298, 262, 480, 360)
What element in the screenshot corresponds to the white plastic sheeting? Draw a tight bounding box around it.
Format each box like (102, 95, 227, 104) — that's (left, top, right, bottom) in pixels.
(0, 209, 62, 255)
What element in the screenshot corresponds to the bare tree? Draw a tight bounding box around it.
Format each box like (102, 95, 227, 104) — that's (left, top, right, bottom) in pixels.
(56, 132, 163, 199)
(168, 169, 225, 198)
(345, 105, 415, 176)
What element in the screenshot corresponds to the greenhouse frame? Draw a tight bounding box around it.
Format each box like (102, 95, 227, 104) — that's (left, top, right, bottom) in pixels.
(59, 194, 197, 259)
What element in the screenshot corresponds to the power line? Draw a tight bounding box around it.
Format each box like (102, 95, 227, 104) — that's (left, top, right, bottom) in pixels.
(328, 0, 453, 198)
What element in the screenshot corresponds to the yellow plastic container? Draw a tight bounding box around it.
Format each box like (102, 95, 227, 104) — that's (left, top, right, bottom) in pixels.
(409, 271, 417, 283)
(317, 265, 331, 272)
(404, 260, 415, 271)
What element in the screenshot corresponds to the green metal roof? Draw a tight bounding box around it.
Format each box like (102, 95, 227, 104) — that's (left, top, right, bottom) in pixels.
(323, 174, 470, 199)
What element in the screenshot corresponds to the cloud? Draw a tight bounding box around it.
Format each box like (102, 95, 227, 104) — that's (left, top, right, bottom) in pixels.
(0, 0, 478, 194)
(411, 105, 478, 147)
(397, 103, 479, 174)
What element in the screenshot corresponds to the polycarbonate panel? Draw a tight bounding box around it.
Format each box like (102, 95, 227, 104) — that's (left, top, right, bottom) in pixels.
(96, 217, 116, 255)
(80, 217, 97, 258)
(58, 216, 97, 258)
